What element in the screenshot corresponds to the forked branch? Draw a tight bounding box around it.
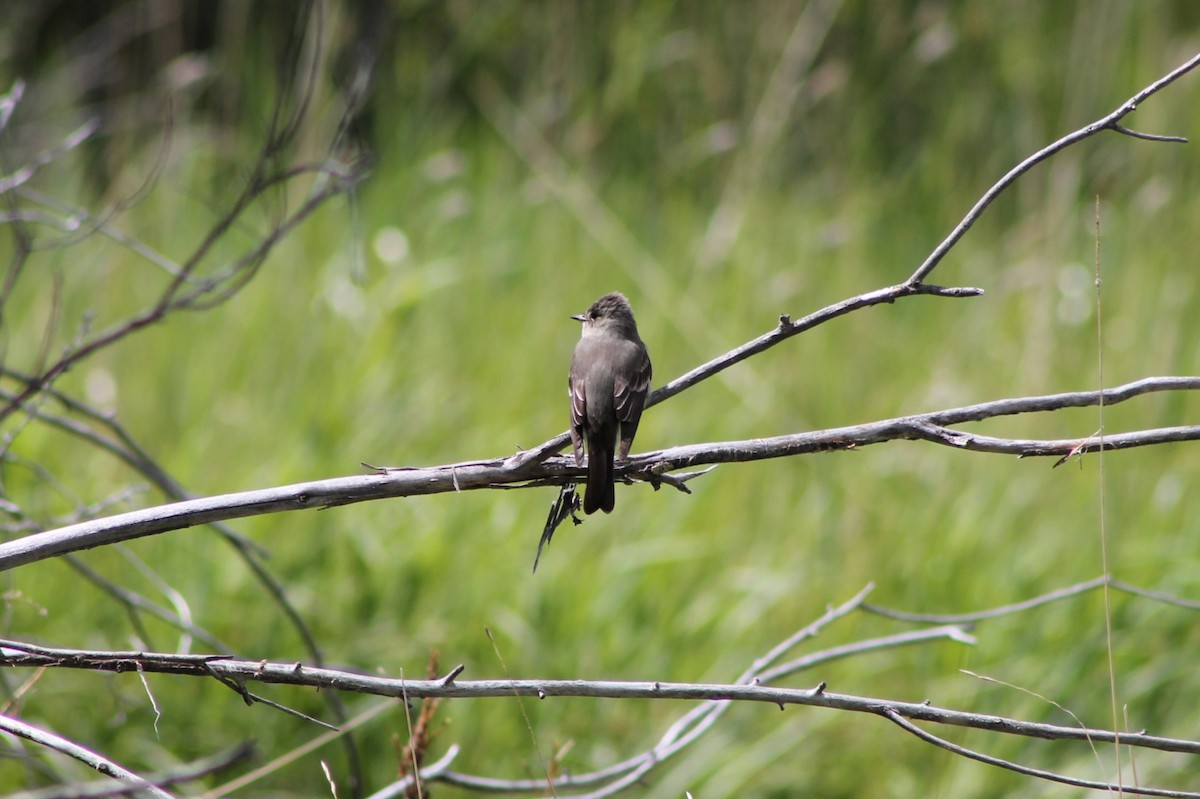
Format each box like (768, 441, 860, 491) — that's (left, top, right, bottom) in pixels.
(4, 578, 1200, 798)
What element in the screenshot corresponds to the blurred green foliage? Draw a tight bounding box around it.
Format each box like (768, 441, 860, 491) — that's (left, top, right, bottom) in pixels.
(3, 1, 1200, 796)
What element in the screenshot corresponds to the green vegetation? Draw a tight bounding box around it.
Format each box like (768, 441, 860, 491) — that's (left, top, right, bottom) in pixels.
(3, 2, 1200, 795)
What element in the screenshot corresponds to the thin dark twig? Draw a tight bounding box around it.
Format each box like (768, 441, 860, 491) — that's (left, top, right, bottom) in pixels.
(64, 555, 230, 650)
(0, 715, 173, 799)
(0, 118, 100, 195)
(863, 577, 1110, 623)
(0, 158, 362, 426)
(5, 744, 255, 799)
(1111, 124, 1188, 143)
(1110, 580, 1200, 611)
(883, 709, 1200, 799)
(201, 661, 337, 730)
(865, 576, 1200, 624)
(907, 51, 1200, 284)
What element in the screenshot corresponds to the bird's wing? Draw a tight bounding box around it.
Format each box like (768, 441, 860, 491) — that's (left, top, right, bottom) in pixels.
(568, 372, 587, 463)
(613, 345, 652, 423)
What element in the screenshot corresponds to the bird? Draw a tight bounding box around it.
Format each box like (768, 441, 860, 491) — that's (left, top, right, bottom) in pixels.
(568, 292, 652, 514)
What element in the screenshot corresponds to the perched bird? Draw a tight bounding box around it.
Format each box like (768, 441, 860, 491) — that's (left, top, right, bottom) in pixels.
(569, 292, 652, 514)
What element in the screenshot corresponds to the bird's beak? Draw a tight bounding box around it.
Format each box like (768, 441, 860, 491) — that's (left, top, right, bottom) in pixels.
(570, 313, 587, 322)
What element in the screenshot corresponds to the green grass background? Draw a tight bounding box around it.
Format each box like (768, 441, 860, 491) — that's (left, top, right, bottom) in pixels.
(4, 2, 1200, 796)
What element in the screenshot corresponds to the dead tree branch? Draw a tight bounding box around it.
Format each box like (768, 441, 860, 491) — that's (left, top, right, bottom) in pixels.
(3, 374, 1198, 572)
(883, 709, 1200, 799)
(4, 576, 1200, 797)
(4, 744, 255, 799)
(0, 715, 174, 799)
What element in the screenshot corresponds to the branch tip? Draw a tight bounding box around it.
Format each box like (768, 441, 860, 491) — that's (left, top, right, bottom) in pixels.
(1109, 123, 1188, 143)
(441, 663, 465, 686)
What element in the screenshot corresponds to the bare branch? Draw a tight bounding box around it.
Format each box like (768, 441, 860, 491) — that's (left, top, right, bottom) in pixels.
(202, 659, 339, 730)
(0, 715, 173, 799)
(0, 118, 101, 195)
(0, 79, 24, 130)
(5, 374, 1197, 572)
(365, 745, 461, 799)
(1110, 124, 1189, 143)
(5, 575, 1200, 796)
(6, 744, 255, 799)
(864, 577, 1109, 623)
(0, 162, 364, 426)
(64, 555, 231, 650)
(884, 709, 1200, 799)
(864, 576, 1200, 625)
(648, 281, 985, 411)
(1109, 579, 1200, 612)
(907, 51, 1200, 285)
(3, 637, 1199, 758)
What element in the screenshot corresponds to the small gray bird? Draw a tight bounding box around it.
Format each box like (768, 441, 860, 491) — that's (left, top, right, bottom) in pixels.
(569, 292, 652, 514)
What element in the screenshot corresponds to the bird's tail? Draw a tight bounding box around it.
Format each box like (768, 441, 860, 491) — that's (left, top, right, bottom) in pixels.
(584, 439, 616, 514)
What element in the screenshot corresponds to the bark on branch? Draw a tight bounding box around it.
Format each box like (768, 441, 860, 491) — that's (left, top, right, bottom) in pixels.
(2, 375, 1198, 572)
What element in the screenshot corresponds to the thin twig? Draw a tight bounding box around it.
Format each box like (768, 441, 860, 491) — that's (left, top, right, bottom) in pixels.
(883, 709, 1200, 799)
(907, 51, 1200, 285)
(3, 743, 254, 799)
(0, 715, 174, 799)
(863, 576, 1200, 624)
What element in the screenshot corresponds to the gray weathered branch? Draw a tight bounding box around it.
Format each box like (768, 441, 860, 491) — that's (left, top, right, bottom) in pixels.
(2, 375, 1197, 572)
